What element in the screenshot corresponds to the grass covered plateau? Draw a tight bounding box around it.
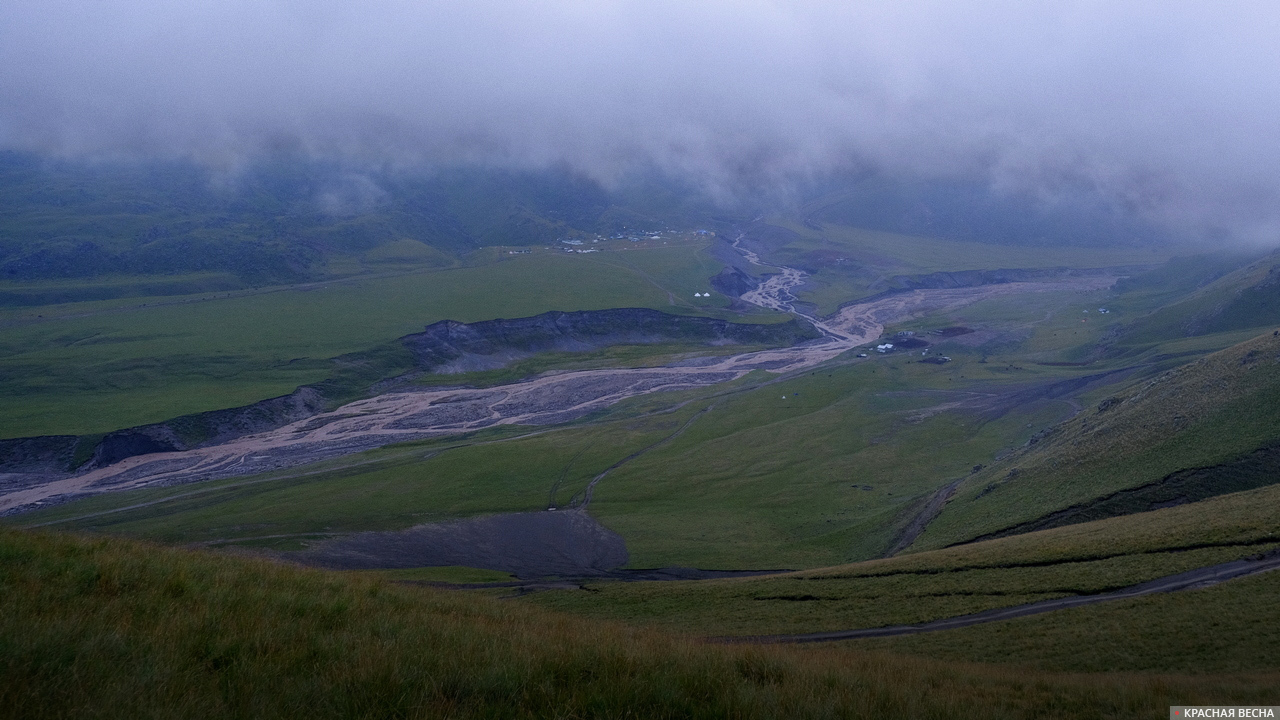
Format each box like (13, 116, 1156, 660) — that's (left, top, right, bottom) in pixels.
(0, 237, 748, 437)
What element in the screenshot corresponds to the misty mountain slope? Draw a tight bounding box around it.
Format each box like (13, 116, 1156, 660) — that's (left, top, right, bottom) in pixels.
(1106, 248, 1280, 347)
(0, 155, 721, 289)
(797, 175, 1173, 248)
(735, 219, 1172, 315)
(913, 328, 1280, 550)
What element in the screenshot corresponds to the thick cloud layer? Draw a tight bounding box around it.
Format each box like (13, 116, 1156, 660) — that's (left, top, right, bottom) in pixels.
(2, 1, 1279, 242)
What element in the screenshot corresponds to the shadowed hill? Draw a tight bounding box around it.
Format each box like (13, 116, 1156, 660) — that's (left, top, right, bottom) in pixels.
(915, 327, 1280, 549)
(0, 154, 722, 289)
(1110, 248, 1280, 346)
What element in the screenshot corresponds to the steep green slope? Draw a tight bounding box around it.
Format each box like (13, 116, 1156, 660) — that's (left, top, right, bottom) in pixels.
(916, 328, 1280, 549)
(6, 528, 1266, 719)
(1111, 248, 1280, 346)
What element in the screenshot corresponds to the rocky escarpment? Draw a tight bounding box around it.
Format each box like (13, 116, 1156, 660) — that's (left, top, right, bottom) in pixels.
(0, 435, 86, 475)
(1, 309, 817, 474)
(0, 387, 328, 474)
(710, 266, 759, 298)
(401, 308, 816, 373)
(968, 441, 1280, 543)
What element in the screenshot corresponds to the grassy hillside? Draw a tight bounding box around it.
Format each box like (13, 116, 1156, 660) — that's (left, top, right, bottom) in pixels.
(16, 261, 1274, 571)
(13, 274, 1184, 570)
(524, 482, 1280, 637)
(851, 569, 1280, 673)
(1108, 248, 1280, 346)
(2, 527, 1274, 719)
(915, 327, 1280, 549)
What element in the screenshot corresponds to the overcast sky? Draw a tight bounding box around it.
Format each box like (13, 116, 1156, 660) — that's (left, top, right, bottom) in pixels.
(2, 1, 1279, 242)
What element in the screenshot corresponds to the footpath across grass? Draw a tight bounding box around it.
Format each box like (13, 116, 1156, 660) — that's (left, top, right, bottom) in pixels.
(850, 569, 1280, 674)
(2, 527, 1275, 719)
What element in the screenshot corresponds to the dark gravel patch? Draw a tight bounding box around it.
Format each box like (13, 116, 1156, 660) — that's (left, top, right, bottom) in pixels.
(292, 510, 630, 579)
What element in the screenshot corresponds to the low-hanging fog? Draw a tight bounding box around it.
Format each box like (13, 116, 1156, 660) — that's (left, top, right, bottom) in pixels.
(2, 1, 1279, 243)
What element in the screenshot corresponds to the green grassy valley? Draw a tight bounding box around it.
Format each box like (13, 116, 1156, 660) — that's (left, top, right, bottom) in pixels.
(0, 235, 742, 437)
(7, 6, 1280, 715)
(6, 208, 1280, 715)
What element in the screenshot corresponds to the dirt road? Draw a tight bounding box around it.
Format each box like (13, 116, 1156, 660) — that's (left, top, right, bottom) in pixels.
(714, 549, 1280, 644)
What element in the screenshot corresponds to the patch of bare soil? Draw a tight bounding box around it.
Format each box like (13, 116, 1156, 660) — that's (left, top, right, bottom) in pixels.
(292, 510, 629, 579)
(930, 326, 975, 337)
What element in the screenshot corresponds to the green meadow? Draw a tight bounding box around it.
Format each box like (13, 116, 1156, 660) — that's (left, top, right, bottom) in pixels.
(850, 569, 1280, 674)
(7, 156, 1280, 716)
(14, 352, 1088, 568)
(0, 238, 750, 437)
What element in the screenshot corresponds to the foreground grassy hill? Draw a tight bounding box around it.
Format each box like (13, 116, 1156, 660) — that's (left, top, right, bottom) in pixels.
(2, 527, 1274, 719)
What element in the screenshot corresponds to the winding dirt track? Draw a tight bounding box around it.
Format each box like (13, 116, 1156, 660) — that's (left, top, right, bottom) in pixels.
(0, 243, 1116, 515)
(713, 550, 1280, 644)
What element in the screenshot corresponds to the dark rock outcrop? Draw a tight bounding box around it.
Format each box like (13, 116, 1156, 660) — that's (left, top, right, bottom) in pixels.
(0, 435, 81, 474)
(710, 266, 759, 298)
(81, 387, 328, 470)
(401, 308, 817, 374)
(968, 441, 1280, 542)
(293, 510, 630, 578)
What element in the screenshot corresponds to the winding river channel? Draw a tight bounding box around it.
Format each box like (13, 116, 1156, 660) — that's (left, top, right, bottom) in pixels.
(0, 241, 1115, 515)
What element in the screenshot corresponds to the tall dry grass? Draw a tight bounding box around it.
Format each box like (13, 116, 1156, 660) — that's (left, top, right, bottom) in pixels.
(1, 528, 1273, 719)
